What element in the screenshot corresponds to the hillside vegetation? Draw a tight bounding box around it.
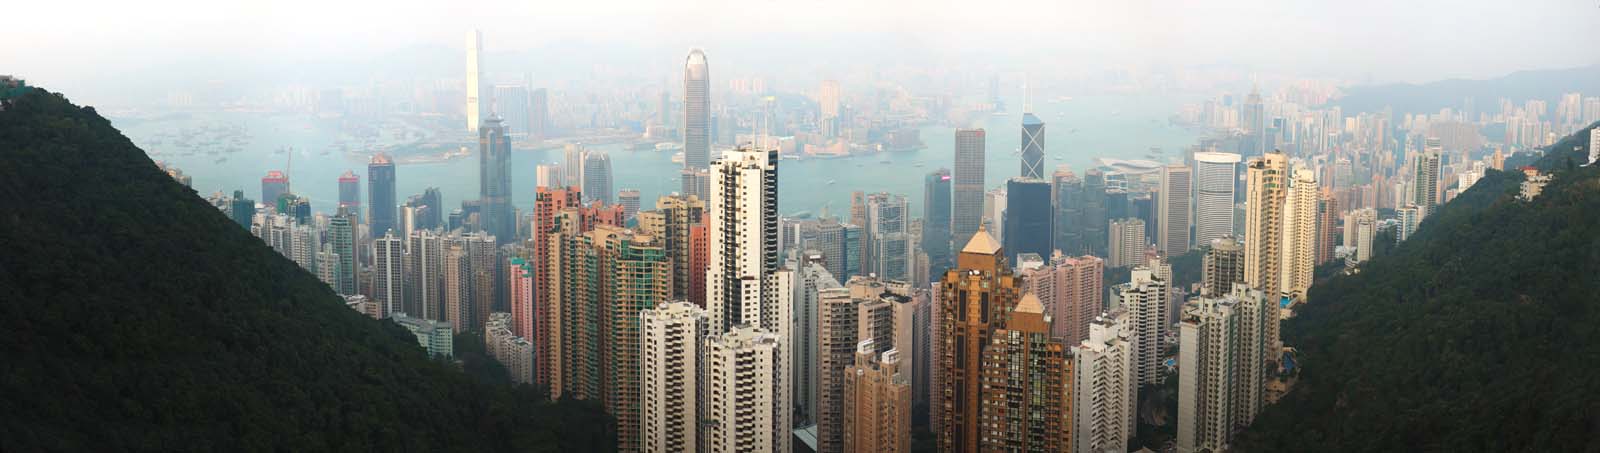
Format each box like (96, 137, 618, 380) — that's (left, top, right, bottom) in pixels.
(1234, 124, 1600, 452)
(0, 89, 614, 451)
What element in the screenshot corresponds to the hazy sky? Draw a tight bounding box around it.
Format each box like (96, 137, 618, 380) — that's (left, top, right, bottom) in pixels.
(10, 0, 1598, 102)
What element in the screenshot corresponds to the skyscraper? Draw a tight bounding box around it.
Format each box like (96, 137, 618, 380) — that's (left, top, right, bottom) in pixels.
(636, 194, 704, 302)
(978, 294, 1073, 451)
(535, 164, 564, 189)
(936, 227, 1021, 453)
(816, 283, 858, 453)
(703, 327, 786, 453)
(1158, 163, 1193, 255)
(1081, 169, 1110, 256)
(368, 153, 396, 237)
(372, 231, 405, 318)
(1108, 218, 1147, 269)
(1115, 267, 1169, 386)
(618, 189, 640, 222)
(706, 147, 780, 334)
(819, 80, 842, 138)
(683, 49, 711, 173)
(582, 151, 614, 205)
(641, 301, 706, 453)
(492, 84, 531, 136)
(1281, 167, 1318, 300)
(479, 116, 514, 244)
(337, 170, 360, 213)
(530, 88, 549, 141)
(1020, 113, 1045, 179)
(1073, 310, 1136, 453)
(922, 169, 953, 279)
(842, 342, 912, 453)
(605, 232, 670, 453)
(792, 259, 841, 424)
(864, 193, 910, 281)
(1002, 177, 1053, 263)
(406, 230, 446, 321)
(1243, 151, 1287, 356)
(1414, 138, 1442, 214)
(329, 207, 358, 296)
(1177, 286, 1272, 453)
(1051, 167, 1083, 254)
(261, 171, 289, 211)
(563, 144, 585, 190)
(465, 30, 485, 132)
(1192, 152, 1241, 247)
(951, 129, 986, 247)
(704, 146, 792, 453)
(1202, 236, 1245, 297)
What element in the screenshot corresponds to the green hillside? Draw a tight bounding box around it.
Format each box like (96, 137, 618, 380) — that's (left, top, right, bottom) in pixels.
(1233, 124, 1600, 452)
(0, 89, 613, 451)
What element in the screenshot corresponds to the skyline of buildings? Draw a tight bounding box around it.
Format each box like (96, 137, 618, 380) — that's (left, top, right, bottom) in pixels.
(186, 37, 1600, 453)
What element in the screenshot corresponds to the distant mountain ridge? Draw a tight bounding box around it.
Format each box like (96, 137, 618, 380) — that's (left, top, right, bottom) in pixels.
(0, 89, 613, 451)
(1232, 123, 1600, 452)
(1330, 64, 1600, 116)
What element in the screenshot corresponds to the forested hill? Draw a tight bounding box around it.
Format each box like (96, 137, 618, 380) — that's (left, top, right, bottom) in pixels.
(0, 89, 613, 451)
(1233, 123, 1600, 452)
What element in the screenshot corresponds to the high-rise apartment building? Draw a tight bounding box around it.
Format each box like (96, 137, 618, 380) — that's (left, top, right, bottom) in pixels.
(1176, 286, 1272, 453)
(329, 207, 358, 296)
(641, 301, 706, 453)
(843, 342, 912, 453)
(618, 189, 640, 222)
(564, 144, 586, 190)
(1281, 167, 1318, 300)
(1115, 267, 1169, 386)
(703, 326, 787, 453)
(485, 313, 534, 384)
(1414, 138, 1442, 213)
(792, 260, 841, 423)
(372, 231, 405, 318)
(1193, 152, 1241, 247)
(704, 146, 792, 453)
(936, 227, 1022, 453)
(1073, 310, 1136, 453)
(951, 129, 987, 247)
(978, 294, 1073, 451)
(1202, 236, 1245, 297)
(1107, 218, 1147, 269)
(706, 147, 781, 334)
(605, 232, 670, 452)
(1243, 151, 1287, 352)
(815, 283, 858, 453)
(535, 164, 564, 189)
(479, 116, 514, 244)
(636, 194, 705, 302)
(1159, 163, 1193, 255)
(406, 230, 445, 321)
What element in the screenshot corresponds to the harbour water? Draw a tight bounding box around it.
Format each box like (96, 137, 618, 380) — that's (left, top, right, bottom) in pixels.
(116, 93, 1200, 219)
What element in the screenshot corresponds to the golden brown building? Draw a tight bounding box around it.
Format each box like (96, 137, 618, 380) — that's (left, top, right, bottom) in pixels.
(843, 340, 911, 453)
(978, 293, 1073, 451)
(936, 227, 1022, 453)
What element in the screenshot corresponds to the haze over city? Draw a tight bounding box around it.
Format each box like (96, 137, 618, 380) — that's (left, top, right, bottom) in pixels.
(4, 2, 1600, 452)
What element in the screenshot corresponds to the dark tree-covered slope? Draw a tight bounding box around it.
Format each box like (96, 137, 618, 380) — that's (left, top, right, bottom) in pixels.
(1234, 124, 1600, 452)
(0, 89, 614, 451)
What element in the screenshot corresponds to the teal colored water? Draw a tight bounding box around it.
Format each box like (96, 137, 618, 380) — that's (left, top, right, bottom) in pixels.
(117, 93, 1197, 219)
